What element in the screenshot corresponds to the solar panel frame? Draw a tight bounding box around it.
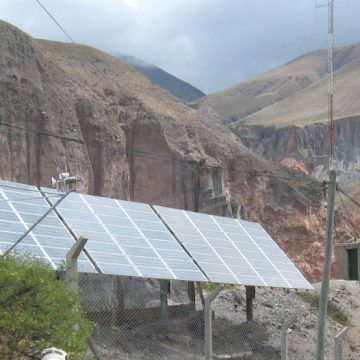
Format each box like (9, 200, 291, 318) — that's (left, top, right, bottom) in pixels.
(43, 190, 207, 282)
(154, 205, 313, 290)
(0, 181, 97, 273)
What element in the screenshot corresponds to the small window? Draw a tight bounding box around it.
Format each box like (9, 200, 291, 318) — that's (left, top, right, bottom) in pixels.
(348, 248, 358, 280)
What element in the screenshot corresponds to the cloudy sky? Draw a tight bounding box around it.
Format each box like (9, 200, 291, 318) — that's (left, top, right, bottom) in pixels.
(1, 0, 359, 93)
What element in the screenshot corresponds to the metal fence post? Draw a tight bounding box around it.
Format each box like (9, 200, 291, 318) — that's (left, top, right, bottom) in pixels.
(334, 327, 348, 360)
(66, 236, 88, 291)
(281, 314, 297, 360)
(204, 284, 224, 360)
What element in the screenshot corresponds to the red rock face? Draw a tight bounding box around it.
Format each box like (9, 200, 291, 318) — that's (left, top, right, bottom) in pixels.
(0, 20, 343, 283)
(280, 158, 309, 175)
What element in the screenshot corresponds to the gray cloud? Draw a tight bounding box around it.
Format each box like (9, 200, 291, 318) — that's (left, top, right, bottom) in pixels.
(1, 0, 360, 93)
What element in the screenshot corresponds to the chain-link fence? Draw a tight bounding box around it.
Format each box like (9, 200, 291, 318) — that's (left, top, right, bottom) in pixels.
(74, 273, 355, 360)
(77, 275, 293, 360)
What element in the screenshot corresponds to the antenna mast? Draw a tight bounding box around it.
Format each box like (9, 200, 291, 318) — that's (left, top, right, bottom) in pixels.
(328, 0, 335, 168)
(316, 1, 337, 359)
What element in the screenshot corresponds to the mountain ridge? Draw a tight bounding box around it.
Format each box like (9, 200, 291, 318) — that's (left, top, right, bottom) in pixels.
(119, 53, 205, 102)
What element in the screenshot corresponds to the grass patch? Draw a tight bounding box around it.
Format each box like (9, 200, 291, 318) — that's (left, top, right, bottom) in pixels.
(297, 291, 349, 326)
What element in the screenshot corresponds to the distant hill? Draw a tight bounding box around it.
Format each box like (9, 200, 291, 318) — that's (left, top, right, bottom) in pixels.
(119, 54, 205, 102)
(199, 42, 360, 127)
(198, 42, 360, 209)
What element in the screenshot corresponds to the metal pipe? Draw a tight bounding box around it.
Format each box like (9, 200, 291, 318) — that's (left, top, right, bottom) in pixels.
(66, 236, 88, 291)
(316, 169, 337, 360)
(204, 284, 223, 360)
(1, 191, 71, 258)
(281, 314, 297, 360)
(334, 327, 348, 360)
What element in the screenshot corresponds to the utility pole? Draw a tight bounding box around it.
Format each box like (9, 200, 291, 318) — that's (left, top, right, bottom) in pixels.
(316, 1, 336, 359)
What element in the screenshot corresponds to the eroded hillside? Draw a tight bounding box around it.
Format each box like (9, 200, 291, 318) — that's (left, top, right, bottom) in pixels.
(198, 43, 360, 238)
(0, 20, 345, 281)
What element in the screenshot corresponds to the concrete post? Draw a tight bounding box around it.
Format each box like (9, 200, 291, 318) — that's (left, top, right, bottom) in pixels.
(66, 236, 88, 290)
(334, 327, 348, 360)
(204, 284, 224, 360)
(281, 314, 297, 360)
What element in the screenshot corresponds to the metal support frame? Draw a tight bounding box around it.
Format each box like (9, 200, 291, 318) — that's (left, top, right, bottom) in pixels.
(66, 236, 88, 290)
(160, 279, 169, 322)
(188, 281, 196, 310)
(204, 284, 224, 360)
(1, 191, 71, 258)
(281, 314, 297, 360)
(334, 327, 348, 360)
(246, 286, 255, 321)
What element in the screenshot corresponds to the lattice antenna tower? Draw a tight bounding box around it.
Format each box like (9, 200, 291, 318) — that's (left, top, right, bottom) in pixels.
(328, 0, 335, 170)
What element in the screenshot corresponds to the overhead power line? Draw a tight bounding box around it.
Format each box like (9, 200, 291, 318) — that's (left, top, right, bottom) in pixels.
(0, 121, 317, 184)
(34, 0, 115, 86)
(337, 186, 360, 209)
(35, 0, 75, 43)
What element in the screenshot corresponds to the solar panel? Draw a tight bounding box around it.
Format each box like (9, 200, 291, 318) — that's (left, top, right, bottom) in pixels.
(0, 180, 96, 273)
(44, 190, 207, 282)
(154, 206, 312, 289)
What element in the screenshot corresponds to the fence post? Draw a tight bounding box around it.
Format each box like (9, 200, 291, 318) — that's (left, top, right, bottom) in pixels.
(204, 284, 224, 360)
(66, 236, 88, 291)
(281, 314, 297, 360)
(334, 327, 348, 360)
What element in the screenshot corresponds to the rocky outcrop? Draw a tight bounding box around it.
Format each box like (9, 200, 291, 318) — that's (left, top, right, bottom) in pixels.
(233, 117, 360, 183)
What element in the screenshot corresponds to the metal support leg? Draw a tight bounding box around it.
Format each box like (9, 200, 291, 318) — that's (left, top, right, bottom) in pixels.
(204, 284, 224, 360)
(334, 327, 348, 360)
(160, 280, 169, 322)
(188, 281, 196, 310)
(66, 236, 88, 291)
(246, 286, 255, 321)
(281, 314, 297, 360)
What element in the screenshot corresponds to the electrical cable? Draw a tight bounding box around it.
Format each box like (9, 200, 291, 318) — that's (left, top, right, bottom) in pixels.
(0, 121, 316, 184)
(34, 0, 117, 87)
(337, 186, 360, 209)
(338, 191, 360, 238)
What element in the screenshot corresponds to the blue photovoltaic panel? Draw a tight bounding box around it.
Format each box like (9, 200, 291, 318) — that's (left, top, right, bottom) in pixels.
(44, 190, 207, 282)
(154, 206, 312, 289)
(0, 180, 96, 273)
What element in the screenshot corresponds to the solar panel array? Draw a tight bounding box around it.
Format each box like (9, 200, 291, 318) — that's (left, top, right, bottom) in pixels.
(0, 180, 96, 272)
(0, 180, 312, 289)
(44, 190, 207, 282)
(154, 206, 312, 289)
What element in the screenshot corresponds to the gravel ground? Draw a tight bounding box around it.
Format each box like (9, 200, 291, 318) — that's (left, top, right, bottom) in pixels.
(212, 280, 360, 359)
(91, 280, 359, 359)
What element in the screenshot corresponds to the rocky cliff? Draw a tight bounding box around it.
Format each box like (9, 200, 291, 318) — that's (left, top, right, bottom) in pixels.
(0, 20, 342, 281)
(199, 42, 360, 244)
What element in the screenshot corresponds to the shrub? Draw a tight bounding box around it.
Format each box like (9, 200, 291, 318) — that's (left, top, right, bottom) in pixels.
(0, 256, 93, 359)
(297, 291, 349, 326)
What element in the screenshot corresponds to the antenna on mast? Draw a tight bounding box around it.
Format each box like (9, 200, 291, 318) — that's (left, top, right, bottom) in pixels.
(316, 2, 337, 360)
(328, 0, 335, 169)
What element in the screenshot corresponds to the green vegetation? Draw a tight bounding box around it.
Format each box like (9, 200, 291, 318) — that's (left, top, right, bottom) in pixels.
(0, 256, 93, 359)
(297, 291, 349, 326)
(202, 282, 233, 292)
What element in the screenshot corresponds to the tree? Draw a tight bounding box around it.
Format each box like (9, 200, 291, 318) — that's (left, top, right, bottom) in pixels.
(0, 256, 93, 359)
